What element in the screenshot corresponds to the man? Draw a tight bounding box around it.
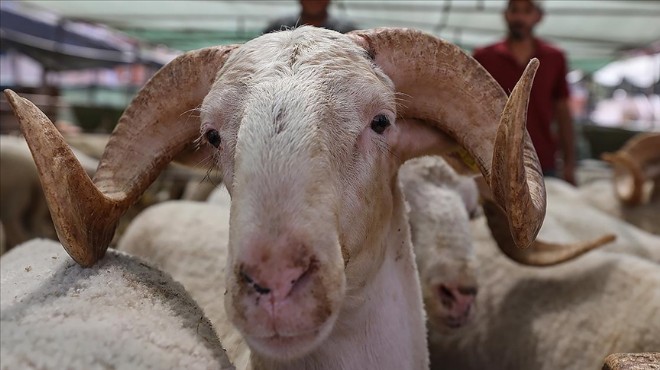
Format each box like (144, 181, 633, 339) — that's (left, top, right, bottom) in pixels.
(263, 0, 357, 34)
(474, 0, 576, 184)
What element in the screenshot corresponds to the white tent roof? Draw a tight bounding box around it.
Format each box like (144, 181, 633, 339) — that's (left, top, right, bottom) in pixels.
(12, 0, 660, 72)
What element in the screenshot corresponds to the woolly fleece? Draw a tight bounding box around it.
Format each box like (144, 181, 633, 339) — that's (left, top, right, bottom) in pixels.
(0, 239, 234, 370)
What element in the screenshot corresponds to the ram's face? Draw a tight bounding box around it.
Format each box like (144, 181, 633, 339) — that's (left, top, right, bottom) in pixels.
(199, 28, 400, 360)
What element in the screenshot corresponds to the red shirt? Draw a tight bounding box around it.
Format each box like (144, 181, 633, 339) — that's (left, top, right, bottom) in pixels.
(473, 39, 570, 172)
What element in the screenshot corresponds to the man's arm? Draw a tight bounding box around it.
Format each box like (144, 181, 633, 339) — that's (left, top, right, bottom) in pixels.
(555, 98, 576, 185)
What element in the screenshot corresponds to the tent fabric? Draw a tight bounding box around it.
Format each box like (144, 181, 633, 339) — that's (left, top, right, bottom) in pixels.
(14, 0, 660, 73)
(0, 1, 174, 70)
(594, 53, 660, 88)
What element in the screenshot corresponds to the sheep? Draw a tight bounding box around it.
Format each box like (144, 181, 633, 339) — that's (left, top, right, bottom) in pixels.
(5, 26, 549, 369)
(544, 178, 660, 262)
(577, 177, 660, 236)
(398, 156, 618, 337)
(0, 239, 233, 370)
(0, 135, 98, 252)
(397, 158, 659, 370)
(427, 214, 660, 370)
(118, 196, 253, 367)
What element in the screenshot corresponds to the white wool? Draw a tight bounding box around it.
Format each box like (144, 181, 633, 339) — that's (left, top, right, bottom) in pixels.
(543, 178, 660, 262)
(393, 161, 660, 369)
(118, 199, 250, 368)
(428, 217, 660, 370)
(578, 178, 660, 235)
(120, 187, 426, 369)
(0, 239, 234, 370)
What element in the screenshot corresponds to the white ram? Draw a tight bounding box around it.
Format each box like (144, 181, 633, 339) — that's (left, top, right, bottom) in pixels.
(6, 26, 548, 369)
(0, 239, 233, 370)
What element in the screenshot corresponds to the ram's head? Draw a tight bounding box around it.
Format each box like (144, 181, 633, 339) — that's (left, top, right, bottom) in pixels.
(6, 27, 545, 360)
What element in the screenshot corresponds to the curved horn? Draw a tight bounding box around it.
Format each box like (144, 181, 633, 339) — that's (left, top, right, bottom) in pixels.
(4, 45, 237, 266)
(601, 133, 660, 205)
(482, 198, 614, 266)
(349, 28, 545, 249)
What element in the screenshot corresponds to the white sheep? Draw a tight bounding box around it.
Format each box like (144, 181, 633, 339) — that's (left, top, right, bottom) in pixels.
(544, 178, 660, 262)
(428, 215, 660, 370)
(398, 158, 660, 370)
(398, 156, 617, 334)
(0, 239, 233, 370)
(577, 178, 660, 235)
(0, 135, 98, 252)
(5, 26, 547, 369)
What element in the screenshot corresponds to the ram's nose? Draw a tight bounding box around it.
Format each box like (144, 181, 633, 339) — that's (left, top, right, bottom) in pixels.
(236, 238, 318, 316)
(437, 283, 477, 328)
(239, 263, 313, 302)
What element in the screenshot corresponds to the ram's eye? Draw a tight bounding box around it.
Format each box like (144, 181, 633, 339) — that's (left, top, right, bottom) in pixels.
(205, 129, 221, 148)
(370, 114, 390, 135)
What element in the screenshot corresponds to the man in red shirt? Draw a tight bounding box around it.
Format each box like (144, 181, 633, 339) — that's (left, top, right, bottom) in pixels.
(474, 0, 576, 184)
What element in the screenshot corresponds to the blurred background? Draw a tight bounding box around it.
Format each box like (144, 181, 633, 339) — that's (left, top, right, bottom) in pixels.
(1, 0, 659, 157)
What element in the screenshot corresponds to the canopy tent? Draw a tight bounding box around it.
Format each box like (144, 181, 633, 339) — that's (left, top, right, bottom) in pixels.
(594, 53, 660, 89)
(0, 1, 175, 71)
(12, 0, 660, 73)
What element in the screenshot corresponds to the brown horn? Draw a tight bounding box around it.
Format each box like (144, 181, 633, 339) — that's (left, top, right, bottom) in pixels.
(474, 176, 612, 265)
(349, 28, 544, 249)
(481, 198, 614, 266)
(4, 45, 237, 266)
(601, 133, 660, 205)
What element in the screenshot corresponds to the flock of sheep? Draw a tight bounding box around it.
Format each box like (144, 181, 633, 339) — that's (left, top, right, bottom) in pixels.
(1, 26, 659, 370)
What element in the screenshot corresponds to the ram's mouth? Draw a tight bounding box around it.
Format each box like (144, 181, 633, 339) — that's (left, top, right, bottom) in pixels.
(246, 329, 325, 360)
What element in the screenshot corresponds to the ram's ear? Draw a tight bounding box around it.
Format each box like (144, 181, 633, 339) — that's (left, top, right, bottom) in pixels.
(391, 118, 481, 175)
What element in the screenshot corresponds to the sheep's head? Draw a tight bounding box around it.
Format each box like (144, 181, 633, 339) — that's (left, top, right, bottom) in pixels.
(5, 27, 546, 361)
(400, 157, 479, 332)
(205, 29, 401, 358)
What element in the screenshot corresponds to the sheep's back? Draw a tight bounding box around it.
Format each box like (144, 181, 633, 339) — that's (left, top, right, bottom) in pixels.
(1, 239, 233, 370)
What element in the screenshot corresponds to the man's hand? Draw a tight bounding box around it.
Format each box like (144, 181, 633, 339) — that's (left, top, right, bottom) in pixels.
(562, 161, 576, 185)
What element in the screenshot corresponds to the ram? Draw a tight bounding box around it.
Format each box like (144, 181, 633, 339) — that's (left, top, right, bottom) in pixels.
(601, 132, 660, 207)
(0, 239, 233, 370)
(6, 27, 547, 369)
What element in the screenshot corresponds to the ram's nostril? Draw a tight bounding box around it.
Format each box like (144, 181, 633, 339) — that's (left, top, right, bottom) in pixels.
(240, 268, 272, 295)
(253, 283, 271, 295)
(458, 286, 478, 296)
(438, 284, 456, 308)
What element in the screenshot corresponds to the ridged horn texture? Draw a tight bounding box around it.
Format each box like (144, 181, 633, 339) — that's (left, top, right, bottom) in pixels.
(3, 45, 237, 266)
(349, 28, 545, 249)
(482, 198, 615, 266)
(601, 133, 660, 205)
